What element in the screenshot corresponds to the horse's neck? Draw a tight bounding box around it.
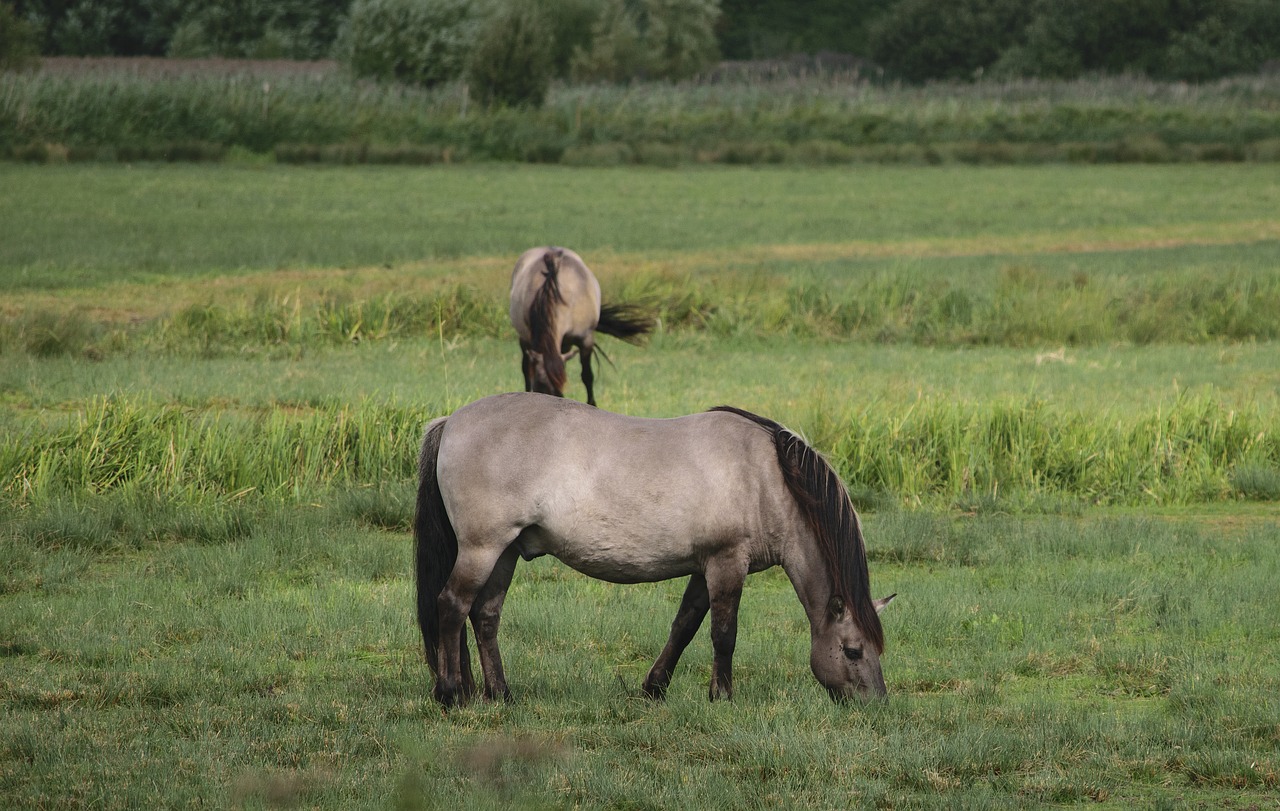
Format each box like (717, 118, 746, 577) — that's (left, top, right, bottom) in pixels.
(781, 532, 837, 628)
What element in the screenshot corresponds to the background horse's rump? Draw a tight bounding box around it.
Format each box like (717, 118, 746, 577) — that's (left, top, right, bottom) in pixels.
(509, 247, 652, 406)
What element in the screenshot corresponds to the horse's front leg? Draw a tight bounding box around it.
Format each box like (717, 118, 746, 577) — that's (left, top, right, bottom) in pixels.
(470, 547, 520, 702)
(642, 574, 710, 699)
(704, 558, 748, 701)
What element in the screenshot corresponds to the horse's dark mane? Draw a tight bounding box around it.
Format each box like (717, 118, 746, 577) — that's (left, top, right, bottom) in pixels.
(709, 405, 885, 654)
(528, 248, 567, 393)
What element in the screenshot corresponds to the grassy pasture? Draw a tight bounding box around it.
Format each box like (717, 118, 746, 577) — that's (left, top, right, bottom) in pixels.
(3, 162, 1280, 290)
(1, 163, 1279, 809)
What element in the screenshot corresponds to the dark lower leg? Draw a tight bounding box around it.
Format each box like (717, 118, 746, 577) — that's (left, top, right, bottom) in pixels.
(471, 550, 518, 701)
(434, 590, 472, 707)
(581, 346, 596, 407)
(520, 340, 533, 392)
(643, 575, 710, 699)
(707, 585, 743, 701)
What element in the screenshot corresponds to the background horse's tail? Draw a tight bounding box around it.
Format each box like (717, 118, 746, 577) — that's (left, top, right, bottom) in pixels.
(597, 302, 654, 344)
(529, 249, 568, 393)
(415, 415, 456, 676)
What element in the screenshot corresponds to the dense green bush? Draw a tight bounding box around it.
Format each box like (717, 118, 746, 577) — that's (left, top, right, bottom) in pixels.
(867, 0, 1032, 82)
(570, 0, 720, 82)
(467, 0, 554, 108)
(871, 0, 1280, 82)
(18, 0, 185, 56)
(336, 0, 485, 87)
(165, 0, 351, 59)
(1157, 0, 1280, 80)
(0, 1, 39, 70)
(717, 0, 893, 59)
(11, 0, 1280, 83)
(11, 0, 348, 59)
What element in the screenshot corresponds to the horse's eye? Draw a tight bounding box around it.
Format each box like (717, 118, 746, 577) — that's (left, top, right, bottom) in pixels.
(843, 646, 863, 662)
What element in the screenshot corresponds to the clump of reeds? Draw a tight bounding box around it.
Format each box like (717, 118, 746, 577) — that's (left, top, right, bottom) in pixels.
(4, 62, 1280, 165)
(7, 265, 1280, 360)
(2, 394, 1274, 513)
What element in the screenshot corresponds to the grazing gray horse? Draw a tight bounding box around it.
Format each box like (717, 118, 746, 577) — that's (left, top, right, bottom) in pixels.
(509, 246, 651, 407)
(415, 392, 894, 707)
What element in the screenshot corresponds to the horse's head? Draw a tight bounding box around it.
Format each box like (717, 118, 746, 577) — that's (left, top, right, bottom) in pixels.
(525, 350, 557, 396)
(810, 593, 895, 701)
(526, 347, 576, 398)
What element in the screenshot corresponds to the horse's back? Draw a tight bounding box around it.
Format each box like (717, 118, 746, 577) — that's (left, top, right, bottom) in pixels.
(509, 247, 601, 342)
(434, 393, 792, 583)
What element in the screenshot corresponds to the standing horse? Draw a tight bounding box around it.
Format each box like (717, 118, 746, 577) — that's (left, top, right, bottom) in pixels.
(509, 246, 651, 407)
(415, 392, 895, 707)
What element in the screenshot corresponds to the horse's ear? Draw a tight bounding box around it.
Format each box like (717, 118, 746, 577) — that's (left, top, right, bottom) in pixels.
(827, 595, 845, 619)
(873, 594, 897, 614)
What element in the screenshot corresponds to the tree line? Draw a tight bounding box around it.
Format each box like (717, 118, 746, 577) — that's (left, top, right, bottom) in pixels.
(3, 0, 1279, 93)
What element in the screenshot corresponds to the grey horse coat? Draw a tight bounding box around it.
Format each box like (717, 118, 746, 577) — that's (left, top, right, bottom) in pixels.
(415, 392, 893, 706)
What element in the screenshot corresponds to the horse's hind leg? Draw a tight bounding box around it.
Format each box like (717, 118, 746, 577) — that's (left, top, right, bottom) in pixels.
(579, 340, 596, 407)
(470, 546, 519, 702)
(642, 574, 710, 700)
(435, 546, 507, 707)
(519, 339, 534, 392)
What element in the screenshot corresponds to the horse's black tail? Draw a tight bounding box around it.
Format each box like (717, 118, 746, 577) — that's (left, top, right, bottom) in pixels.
(415, 416, 456, 677)
(597, 302, 653, 345)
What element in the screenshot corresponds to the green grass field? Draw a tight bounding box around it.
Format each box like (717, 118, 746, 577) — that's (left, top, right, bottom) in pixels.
(1, 163, 1278, 809)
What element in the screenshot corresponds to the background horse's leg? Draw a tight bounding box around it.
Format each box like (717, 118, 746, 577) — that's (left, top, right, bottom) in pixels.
(434, 547, 505, 707)
(470, 547, 520, 702)
(580, 340, 596, 406)
(705, 559, 748, 701)
(642, 574, 710, 699)
(519, 339, 533, 392)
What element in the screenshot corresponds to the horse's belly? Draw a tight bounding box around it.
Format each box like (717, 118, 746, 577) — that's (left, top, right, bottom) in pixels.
(515, 525, 704, 584)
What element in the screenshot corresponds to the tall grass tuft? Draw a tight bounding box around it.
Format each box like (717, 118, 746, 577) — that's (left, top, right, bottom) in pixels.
(804, 394, 1279, 508)
(144, 286, 507, 356)
(2, 394, 1274, 511)
(8, 265, 1280, 360)
(0, 397, 431, 506)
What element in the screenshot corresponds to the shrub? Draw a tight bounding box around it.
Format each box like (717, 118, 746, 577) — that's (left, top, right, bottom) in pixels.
(0, 2, 38, 71)
(338, 0, 485, 87)
(570, 0, 648, 83)
(1162, 1, 1280, 81)
(571, 0, 720, 83)
(539, 0, 599, 77)
(640, 0, 721, 81)
(165, 0, 350, 60)
(467, 0, 554, 108)
(868, 0, 1032, 82)
(1231, 464, 1280, 501)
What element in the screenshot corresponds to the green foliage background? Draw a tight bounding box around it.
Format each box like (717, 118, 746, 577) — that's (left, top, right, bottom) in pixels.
(6, 0, 1280, 83)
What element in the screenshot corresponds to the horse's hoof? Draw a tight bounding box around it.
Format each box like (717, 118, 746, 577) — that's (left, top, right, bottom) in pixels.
(434, 684, 462, 708)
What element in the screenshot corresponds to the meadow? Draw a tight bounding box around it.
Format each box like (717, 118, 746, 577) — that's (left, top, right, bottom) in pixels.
(1, 161, 1278, 809)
